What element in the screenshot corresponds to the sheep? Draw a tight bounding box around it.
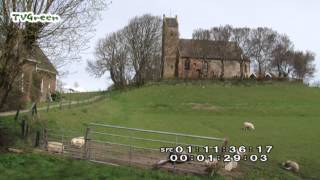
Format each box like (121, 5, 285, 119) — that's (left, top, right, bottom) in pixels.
(204, 158, 219, 176)
(282, 160, 299, 173)
(47, 141, 64, 153)
(224, 159, 238, 171)
(243, 122, 255, 130)
(71, 136, 85, 148)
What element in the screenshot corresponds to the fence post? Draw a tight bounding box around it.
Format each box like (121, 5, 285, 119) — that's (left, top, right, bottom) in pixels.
(21, 119, 25, 137)
(68, 93, 72, 109)
(59, 95, 63, 110)
(83, 127, 91, 160)
(129, 132, 133, 166)
(35, 130, 40, 147)
(43, 128, 48, 151)
(61, 129, 65, 154)
(46, 100, 50, 112)
(14, 109, 20, 121)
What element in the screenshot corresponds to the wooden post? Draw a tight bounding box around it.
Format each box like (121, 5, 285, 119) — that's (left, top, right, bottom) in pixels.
(43, 128, 48, 151)
(46, 100, 50, 112)
(83, 127, 91, 159)
(25, 123, 29, 138)
(21, 119, 25, 137)
(129, 132, 133, 166)
(69, 93, 71, 109)
(14, 109, 20, 121)
(35, 130, 40, 147)
(59, 91, 63, 110)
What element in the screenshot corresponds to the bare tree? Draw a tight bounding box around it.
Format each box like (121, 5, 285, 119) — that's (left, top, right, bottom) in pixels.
(270, 34, 294, 77)
(0, 0, 108, 109)
(124, 14, 162, 85)
(210, 25, 233, 79)
(248, 27, 277, 77)
(87, 31, 130, 89)
(231, 27, 251, 79)
(192, 28, 210, 40)
(292, 50, 315, 80)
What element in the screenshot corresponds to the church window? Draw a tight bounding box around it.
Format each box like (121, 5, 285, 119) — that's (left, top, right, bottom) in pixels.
(184, 59, 190, 70)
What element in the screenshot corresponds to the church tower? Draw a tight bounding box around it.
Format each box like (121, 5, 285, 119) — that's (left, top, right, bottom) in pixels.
(162, 15, 179, 79)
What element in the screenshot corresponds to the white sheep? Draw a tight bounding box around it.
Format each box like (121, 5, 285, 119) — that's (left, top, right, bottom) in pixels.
(71, 136, 85, 148)
(47, 141, 64, 153)
(282, 160, 299, 173)
(224, 159, 238, 171)
(243, 122, 255, 130)
(204, 158, 218, 168)
(204, 158, 219, 176)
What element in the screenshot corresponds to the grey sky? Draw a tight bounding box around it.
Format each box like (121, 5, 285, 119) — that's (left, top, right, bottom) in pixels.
(62, 0, 320, 91)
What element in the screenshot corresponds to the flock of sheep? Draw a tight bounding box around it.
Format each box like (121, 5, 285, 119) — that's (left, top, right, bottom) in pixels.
(156, 121, 299, 176)
(45, 122, 299, 176)
(242, 122, 299, 173)
(47, 136, 84, 153)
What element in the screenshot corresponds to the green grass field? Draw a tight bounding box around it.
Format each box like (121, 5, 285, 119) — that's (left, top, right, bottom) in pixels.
(2, 81, 320, 179)
(0, 153, 208, 180)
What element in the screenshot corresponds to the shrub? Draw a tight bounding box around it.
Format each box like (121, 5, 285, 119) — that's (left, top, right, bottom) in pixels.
(51, 91, 62, 102)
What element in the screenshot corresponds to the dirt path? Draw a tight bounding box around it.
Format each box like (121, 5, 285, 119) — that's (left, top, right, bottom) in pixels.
(0, 95, 103, 117)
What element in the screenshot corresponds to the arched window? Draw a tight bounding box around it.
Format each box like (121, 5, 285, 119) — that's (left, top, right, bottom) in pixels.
(184, 58, 190, 70)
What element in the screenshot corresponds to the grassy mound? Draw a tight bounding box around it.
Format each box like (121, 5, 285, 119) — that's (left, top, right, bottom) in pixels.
(4, 81, 320, 179)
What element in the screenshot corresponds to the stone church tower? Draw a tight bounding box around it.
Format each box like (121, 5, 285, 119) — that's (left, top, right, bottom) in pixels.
(162, 15, 179, 79)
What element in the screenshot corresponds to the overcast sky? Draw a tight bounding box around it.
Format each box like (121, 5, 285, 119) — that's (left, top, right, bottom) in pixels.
(61, 0, 320, 91)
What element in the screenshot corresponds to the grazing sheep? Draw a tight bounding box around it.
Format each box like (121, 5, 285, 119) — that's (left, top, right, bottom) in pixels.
(71, 136, 85, 148)
(204, 158, 219, 176)
(224, 159, 238, 171)
(47, 141, 64, 153)
(282, 160, 299, 173)
(243, 122, 255, 130)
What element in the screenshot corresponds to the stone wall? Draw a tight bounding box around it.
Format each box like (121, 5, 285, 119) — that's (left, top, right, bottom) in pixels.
(178, 57, 250, 79)
(21, 61, 56, 102)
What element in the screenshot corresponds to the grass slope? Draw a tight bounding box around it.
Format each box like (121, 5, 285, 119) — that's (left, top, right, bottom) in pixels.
(28, 82, 320, 179)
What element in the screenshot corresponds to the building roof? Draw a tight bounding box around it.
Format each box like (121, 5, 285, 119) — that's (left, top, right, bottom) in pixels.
(178, 39, 249, 61)
(164, 17, 178, 27)
(26, 45, 57, 74)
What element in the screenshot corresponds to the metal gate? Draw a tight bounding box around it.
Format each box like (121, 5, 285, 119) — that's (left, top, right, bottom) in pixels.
(83, 123, 227, 174)
(43, 123, 227, 175)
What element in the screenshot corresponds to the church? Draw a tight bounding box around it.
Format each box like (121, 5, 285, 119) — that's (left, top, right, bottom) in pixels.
(162, 15, 250, 79)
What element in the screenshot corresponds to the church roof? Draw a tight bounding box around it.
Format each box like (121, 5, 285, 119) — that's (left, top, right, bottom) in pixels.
(26, 45, 57, 74)
(178, 39, 249, 61)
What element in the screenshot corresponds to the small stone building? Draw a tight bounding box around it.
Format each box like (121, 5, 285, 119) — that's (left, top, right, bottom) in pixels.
(20, 46, 57, 102)
(162, 16, 250, 79)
